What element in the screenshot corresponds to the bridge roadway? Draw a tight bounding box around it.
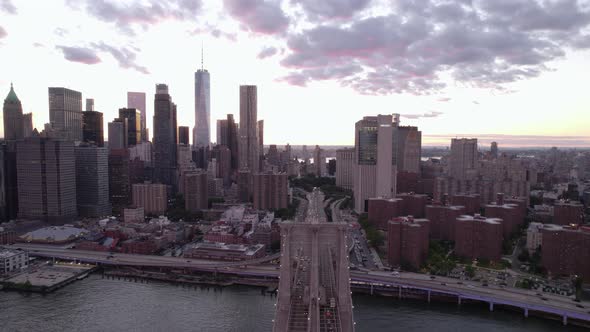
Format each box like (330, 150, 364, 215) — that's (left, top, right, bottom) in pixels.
(10, 243, 590, 324)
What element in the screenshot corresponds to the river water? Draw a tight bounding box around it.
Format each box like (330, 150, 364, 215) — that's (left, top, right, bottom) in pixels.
(0, 275, 584, 332)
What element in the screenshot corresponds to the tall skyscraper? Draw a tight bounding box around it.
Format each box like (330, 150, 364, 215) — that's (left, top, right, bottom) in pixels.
(108, 148, 130, 210)
(313, 145, 324, 176)
(108, 119, 127, 150)
(394, 122, 422, 174)
(86, 98, 94, 112)
(216, 119, 228, 146)
(17, 134, 77, 223)
(48, 87, 83, 141)
(184, 170, 208, 212)
(127, 92, 147, 142)
(258, 119, 264, 165)
(118, 108, 142, 146)
(216, 114, 239, 173)
(75, 145, 111, 217)
(336, 148, 354, 190)
(178, 126, 189, 145)
(83, 108, 104, 147)
(23, 113, 33, 138)
(153, 84, 178, 190)
(239, 85, 259, 173)
(193, 56, 210, 147)
(491, 141, 499, 158)
(353, 114, 397, 213)
(0, 142, 18, 221)
(450, 138, 478, 179)
(3, 83, 24, 140)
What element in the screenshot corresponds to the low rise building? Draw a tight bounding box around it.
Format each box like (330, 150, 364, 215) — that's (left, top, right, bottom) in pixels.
(123, 207, 145, 223)
(183, 242, 266, 261)
(0, 248, 28, 274)
(20, 226, 88, 244)
(0, 227, 17, 245)
(454, 215, 503, 261)
(387, 216, 429, 270)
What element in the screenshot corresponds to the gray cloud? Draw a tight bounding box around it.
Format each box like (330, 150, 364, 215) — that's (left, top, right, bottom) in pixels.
(437, 97, 451, 102)
(257, 46, 278, 59)
(92, 42, 149, 74)
(224, 0, 289, 34)
(56, 42, 148, 73)
(68, 0, 202, 34)
(0, 26, 6, 39)
(56, 46, 102, 64)
(292, 0, 371, 20)
(280, 0, 590, 95)
(0, 0, 16, 14)
(401, 111, 444, 119)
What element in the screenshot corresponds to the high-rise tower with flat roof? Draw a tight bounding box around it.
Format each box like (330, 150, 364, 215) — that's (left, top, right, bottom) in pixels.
(239, 85, 259, 173)
(48, 87, 83, 141)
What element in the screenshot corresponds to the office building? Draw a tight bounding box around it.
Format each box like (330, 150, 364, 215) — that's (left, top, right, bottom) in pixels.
(178, 126, 189, 145)
(239, 85, 259, 172)
(23, 113, 33, 138)
(394, 124, 421, 173)
(109, 149, 130, 210)
(490, 142, 498, 158)
(253, 172, 288, 211)
(107, 119, 127, 150)
(193, 64, 210, 147)
(313, 145, 324, 177)
(450, 138, 478, 180)
(258, 119, 264, 166)
(387, 216, 430, 270)
(336, 148, 354, 190)
(127, 92, 147, 141)
(75, 145, 111, 217)
(211, 144, 232, 185)
(118, 108, 142, 146)
(455, 215, 503, 261)
(17, 135, 77, 223)
(48, 87, 83, 141)
(353, 114, 397, 213)
(237, 169, 251, 202)
(3, 83, 24, 140)
(0, 142, 18, 221)
(184, 170, 208, 212)
(132, 183, 167, 215)
(83, 108, 104, 147)
(153, 84, 178, 190)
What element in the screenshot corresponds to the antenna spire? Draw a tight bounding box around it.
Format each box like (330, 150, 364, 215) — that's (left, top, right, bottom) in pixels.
(201, 41, 204, 71)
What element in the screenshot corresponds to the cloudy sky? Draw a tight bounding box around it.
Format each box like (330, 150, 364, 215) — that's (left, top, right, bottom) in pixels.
(1, 0, 589, 147)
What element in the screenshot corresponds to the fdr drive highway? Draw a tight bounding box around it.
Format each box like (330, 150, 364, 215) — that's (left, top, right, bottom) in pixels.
(9, 243, 590, 327)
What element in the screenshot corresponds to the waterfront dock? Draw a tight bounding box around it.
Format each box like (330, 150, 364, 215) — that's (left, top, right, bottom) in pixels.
(1, 262, 97, 293)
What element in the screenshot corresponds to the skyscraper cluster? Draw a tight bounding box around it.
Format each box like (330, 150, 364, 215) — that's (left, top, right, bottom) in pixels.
(0, 57, 292, 224)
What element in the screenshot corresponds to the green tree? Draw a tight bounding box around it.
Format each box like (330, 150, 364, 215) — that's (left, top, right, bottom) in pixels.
(465, 265, 476, 278)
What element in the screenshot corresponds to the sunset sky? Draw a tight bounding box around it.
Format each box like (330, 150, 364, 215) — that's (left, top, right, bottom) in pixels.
(1, 0, 589, 147)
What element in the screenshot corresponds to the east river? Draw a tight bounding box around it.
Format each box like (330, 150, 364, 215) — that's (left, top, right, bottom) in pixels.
(0, 275, 585, 332)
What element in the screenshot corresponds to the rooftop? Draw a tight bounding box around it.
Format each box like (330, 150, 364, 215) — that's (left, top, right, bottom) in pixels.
(21, 226, 88, 243)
